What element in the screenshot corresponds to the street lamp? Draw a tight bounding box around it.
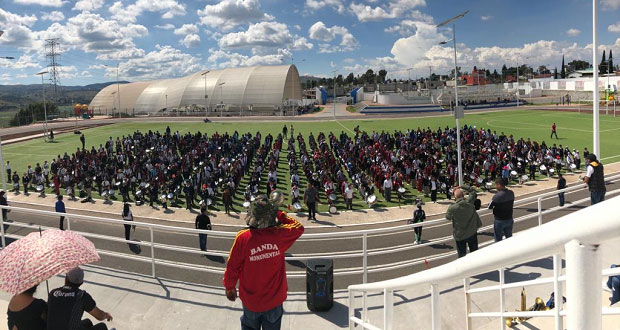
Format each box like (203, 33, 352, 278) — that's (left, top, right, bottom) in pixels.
(0, 30, 10, 190)
(201, 70, 210, 116)
(407, 68, 413, 94)
(437, 9, 469, 186)
(593, 0, 600, 157)
(165, 94, 168, 114)
(331, 69, 338, 119)
(35, 70, 49, 138)
(104, 64, 121, 117)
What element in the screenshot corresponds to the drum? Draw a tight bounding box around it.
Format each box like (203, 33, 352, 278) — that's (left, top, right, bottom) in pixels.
(510, 170, 518, 177)
(540, 165, 547, 172)
(67, 188, 73, 195)
(469, 173, 476, 180)
(293, 202, 302, 211)
(167, 193, 174, 199)
(109, 189, 115, 196)
(570, 163, 577, 170)
(199, 200, 206, 207)
(441, 183, 447, 190)
(250, 195, 256, 202)
(159, 194, 167, 202)
(549, 168, 555, 174)
(13, 183, 19, 190)
(329, 205, 337, 214)
(206, 198, 213, 206)
(398, 187, 406, 193)
(485, 182, 493, 190)
(36, 185, 44, 192)
(115, 181, 121, 187)
(243, 201, 251, 209)
(136, 190, 143, 197)
(366, 194, 377, 205)
(144, 183, 150, 189)
(329, 193, 337, 201)
(102, 191, 109, 198)
(449, 188, 454, 194)
(521, 175, 529, 182)
(477, 177, 483, 184)
(50, 182, 55, 188)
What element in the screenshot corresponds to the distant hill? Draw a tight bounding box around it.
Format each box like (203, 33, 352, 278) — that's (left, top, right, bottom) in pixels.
(299, 75, 322, 84)
(0, 81, 129, 110)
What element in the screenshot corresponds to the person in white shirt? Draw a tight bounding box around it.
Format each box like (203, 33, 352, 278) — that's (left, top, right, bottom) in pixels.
(383, 176, 392, 202)
(345, 185, 354, 210)
(430, 176, 438, 203)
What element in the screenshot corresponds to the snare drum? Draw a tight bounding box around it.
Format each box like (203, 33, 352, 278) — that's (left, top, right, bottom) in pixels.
(549, 168, 555, 174)
(329, 193, 337, 201)
(398, 187, 406, 193)
(36, 185, 44, 192)
(329, 205, 337, 214)
(366, 194, 377, 205)
(570, 163, 577, 170)
(540, 165, 547, 172)
(243, 201, 251, 209)
(293, 202, 302, 211)
(521, 175, 529, 182)
(167, 193, 174, 199)
(510, 170, 518, 177)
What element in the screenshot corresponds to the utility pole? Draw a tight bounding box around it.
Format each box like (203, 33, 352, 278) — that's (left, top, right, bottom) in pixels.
(201, 70, 210, 116)
(593, 0, 600, 157)
(45, 38, 62, 102)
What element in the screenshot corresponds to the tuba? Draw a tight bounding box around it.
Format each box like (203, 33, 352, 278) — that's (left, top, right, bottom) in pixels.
(504, 288, 549, 327)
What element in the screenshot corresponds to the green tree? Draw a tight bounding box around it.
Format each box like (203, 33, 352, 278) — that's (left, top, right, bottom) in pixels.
(600, 50, 607, 74)
(9, 102, 58, 127)
(567, 60, 590, 72)
(501, 64, 508, 78)
(363, 69, 375, 84)
(561, 55, 566, 78)
(377, 69, 388, 83)
(554, 67, 558, 79)
(345, 72, 354, 85)
(609, 50, 614, 73)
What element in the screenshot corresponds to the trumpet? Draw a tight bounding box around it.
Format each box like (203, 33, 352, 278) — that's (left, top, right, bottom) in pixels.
(504, 288, 549, 327)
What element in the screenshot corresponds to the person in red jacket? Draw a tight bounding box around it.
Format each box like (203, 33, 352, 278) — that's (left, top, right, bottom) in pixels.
(223, 194, 304, 330)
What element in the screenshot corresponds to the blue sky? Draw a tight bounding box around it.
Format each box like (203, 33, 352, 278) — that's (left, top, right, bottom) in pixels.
(2, 0, 620, 85)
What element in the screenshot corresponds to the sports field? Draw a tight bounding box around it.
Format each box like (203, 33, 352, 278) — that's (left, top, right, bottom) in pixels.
(3, 108, 620, 211)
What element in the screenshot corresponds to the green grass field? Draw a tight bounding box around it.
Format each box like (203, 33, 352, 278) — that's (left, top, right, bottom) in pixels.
(2, 109, 620, 212)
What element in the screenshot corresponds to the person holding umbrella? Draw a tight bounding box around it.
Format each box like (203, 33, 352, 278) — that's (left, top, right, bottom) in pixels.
(7, 284, 47, 330)
(47, 267, 114, 330)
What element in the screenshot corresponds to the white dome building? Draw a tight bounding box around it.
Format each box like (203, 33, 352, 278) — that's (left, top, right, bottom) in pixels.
(89, 65, 302, 115)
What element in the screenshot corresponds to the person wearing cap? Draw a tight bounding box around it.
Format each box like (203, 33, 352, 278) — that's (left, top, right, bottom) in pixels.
(446, 185, 481, 258)
(583, 153, 606, 205)
(223, 195, 304, 330)
(47, 267, 114, 330)
(195, 206, 211, 253)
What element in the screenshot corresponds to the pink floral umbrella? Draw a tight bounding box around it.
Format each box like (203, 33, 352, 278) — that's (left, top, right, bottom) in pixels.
(0, 229, 100, 295)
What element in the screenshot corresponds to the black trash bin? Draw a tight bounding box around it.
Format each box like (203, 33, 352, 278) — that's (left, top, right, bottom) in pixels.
(306, 258, 333, 311)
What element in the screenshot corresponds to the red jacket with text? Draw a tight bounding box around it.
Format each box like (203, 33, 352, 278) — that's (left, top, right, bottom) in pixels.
(223, 211, 304, 312)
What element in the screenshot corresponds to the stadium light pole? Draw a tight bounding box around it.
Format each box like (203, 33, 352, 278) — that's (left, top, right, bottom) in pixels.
(218, 82, 226, 117)
(36, 71, 49, 138)
(331, 69, 337, 120)
(201, 70, 210, 115)
(593, 0, 600, 157)
(438, 9, 468, 186)
(0, 30, 10, 190)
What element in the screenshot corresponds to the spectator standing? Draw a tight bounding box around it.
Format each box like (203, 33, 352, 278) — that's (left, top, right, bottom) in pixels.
(446, 185, 481, 258)
(583, 153, 606, 205)
(56, 195, 66, 230)
(1, 190, 8, 223)
(383, 176, 392, 202)
(304, 183, 319, 221)
(223, 186, 233, 214)
(430, 176, 438, 203)
(489, 178, 515, 242)
(47, 267, 114, 330)
(80, 134, 85, 149)
(195, 206, 211, 253)
(223, 196, 304, 330)
(557, 173, 567, 206)
(550, 123, 558, 139)
(7, 285, 47, 330)
(607, 264, 620, 305)
(344, 184, 353, 210)
(409, 202, 426, 244)
(121, 203, 133, 242)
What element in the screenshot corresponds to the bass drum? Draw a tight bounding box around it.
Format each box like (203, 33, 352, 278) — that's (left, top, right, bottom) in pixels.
(293, 202, 302, 211)
(329, 205, 337, 214)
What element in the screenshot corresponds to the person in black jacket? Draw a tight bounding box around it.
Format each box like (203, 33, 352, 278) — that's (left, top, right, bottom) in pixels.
(583, 153, 606, 205)
(489, 178, 515, 242)
(557, 173, 567, 206)
(195, 206, 211, 253)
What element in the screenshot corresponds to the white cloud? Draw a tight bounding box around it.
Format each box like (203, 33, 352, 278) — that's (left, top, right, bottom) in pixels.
(349, 0, 426, 22)
(173, 23, 198, 35)
(13, 0, 66, 7)
(208, 48, 290, 68)
(609, 23, 620, 33)
(41, 11, 65, 21)
(0, 54, 40, 69)
(219, 21, 312, 52)
(308, 21, 359, 52)
(0, 8, 37, 27)
(73, 0, 104, 11)
(481, 15, 493, 21)
(34, 11, 148, 60)
(109, 0, 186, 23)
(155, 23, 175, 30)
(118, 44, 202, 80)
(567, 28, 580, 37)
(180, 34, 200, 48)
(197, 0, 273, 31)
(294, 24, 301, 31)
(305, 0, 346, 14)
(343, 58, 355, 63)
(602, 0, 620, 10)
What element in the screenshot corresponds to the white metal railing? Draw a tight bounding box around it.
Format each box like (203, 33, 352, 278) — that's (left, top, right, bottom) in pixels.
(1, 174, 619, 282)
(348, 195, 620, 330)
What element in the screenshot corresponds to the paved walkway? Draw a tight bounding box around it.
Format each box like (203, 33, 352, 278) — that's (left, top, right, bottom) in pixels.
(1, 237, 618, 330)
(4, 162, 620, 229)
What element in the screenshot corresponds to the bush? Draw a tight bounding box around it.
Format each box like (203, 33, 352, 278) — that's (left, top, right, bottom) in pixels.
(9, 102, 58, 127)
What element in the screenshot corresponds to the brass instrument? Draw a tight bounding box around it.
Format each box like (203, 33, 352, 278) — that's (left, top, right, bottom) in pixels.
(504, 288, 549, 327)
